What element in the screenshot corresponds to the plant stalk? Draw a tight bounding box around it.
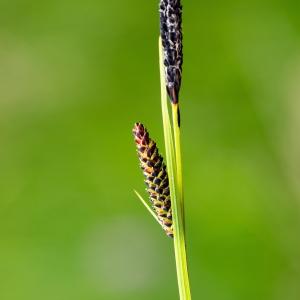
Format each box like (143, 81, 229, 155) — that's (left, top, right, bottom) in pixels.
(159, 37, 191, 300)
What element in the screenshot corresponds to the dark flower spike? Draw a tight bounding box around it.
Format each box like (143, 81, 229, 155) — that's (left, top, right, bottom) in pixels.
(133, 122, 173, 238)
(159, 0, 183, 104)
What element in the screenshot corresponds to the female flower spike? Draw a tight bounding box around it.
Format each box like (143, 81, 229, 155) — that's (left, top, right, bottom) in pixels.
(133, 123, 173, 238)
(159, 0, 183, 104)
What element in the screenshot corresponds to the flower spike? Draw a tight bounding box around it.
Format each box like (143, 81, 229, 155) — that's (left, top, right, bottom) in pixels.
(159, 0, 183, 104)
(133, 122, 173, 238)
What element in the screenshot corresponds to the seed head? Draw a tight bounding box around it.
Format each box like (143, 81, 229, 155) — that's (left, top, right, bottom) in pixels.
(133, 122, 173, 238)
(159, 0, 183, 104)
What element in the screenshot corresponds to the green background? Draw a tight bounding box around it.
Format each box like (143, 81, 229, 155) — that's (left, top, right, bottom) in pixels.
(1, 1, 300, 299)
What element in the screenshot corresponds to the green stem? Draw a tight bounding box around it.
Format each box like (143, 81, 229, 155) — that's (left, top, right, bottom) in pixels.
(172, 104, 185, 224)
(159, 37, 191, 300)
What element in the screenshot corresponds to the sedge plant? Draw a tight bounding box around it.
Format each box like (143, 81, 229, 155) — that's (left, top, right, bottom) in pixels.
(133, 1, 191, 299)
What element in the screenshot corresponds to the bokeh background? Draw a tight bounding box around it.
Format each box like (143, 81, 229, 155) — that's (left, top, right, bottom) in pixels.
(1, 1, 300, 299)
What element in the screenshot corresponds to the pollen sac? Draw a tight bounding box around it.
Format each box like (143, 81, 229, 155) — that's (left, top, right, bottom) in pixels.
(133, 122, 173, 238)
(159, 0, 183, 104)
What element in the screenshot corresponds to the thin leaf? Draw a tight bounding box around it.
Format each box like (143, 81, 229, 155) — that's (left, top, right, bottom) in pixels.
(159, 37, 191, 300)
(134, 190, 160, 225)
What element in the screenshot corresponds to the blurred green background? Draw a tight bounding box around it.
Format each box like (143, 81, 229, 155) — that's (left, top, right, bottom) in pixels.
(1, 1, 300, 299)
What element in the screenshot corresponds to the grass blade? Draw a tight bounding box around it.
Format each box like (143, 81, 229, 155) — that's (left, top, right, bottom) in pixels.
(134, 189, 160, 225)
(159, 37, 191, 300)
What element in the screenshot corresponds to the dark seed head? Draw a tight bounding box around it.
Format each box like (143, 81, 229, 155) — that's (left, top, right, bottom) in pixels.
(159, 0, 183, 104)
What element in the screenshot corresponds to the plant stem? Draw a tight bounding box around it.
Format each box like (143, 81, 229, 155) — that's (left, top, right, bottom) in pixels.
(172, 104, 185, 223)
(159, 37, 191, 300)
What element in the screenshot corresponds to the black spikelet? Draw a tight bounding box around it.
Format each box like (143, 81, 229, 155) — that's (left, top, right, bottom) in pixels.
(159, 0, 183, 104)
(133, 122, 173, 238)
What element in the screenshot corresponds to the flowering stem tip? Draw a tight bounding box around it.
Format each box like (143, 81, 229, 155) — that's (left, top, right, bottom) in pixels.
(159, 0, 183, 104)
